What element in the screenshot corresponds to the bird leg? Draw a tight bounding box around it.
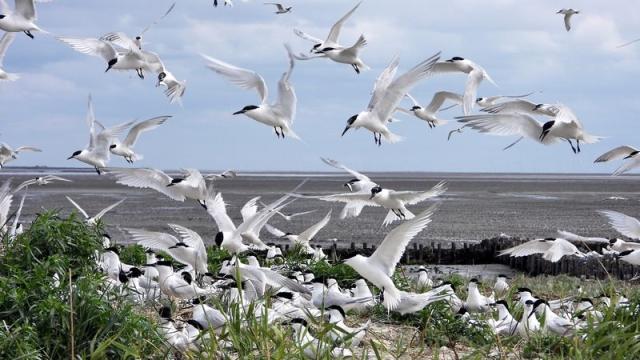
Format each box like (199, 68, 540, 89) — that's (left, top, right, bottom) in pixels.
(352, 64, 360, 74)
(24, 30, 34, 39)
(576, 139, 581, 153)
(274, 127, 282, 138)
(567, 139, 577, 154)
(136, 68, 145, 79)
(94, 166, 101, 175)
(279, 126, 285, 139)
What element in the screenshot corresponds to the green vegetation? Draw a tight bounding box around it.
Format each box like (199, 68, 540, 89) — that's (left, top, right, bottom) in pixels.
(1, 212, 640, 359)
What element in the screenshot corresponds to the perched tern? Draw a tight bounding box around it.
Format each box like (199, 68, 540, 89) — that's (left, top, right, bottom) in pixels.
(203, 44, 299, 139)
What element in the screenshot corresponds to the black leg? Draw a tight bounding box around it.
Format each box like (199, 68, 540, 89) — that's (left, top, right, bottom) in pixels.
(279, 127, 285, 139)
(95, 167, 101, 175)
(577, 139, 581, 153)
(24, 30, 34, 39)
(567, 139, 576, 154)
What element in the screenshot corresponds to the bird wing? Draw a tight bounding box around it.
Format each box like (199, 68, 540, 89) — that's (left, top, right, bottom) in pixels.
(326, 1, 361, 45)
(545, 239, 580, 262)
(14, 146, 41, 153)
(367, 55, 399, 111)
(43, 175, 72, 183)
(264, 223, 286, 238)
(15, 0, 36, 20)
(140, 2, 176, 36)
(292, 28, 323, 44)
(86, 94, 98, 149)
(462, 69, 482, 115)
(168, 223, 207, 267)
(369, 205, 437, 276)
(612, 157, 640, 176)
(594, 146, 639, 163)
(456, 113, 558, 144)
(241, 196, 260, 222)
(109, 168, 187, 201)
(94, 121, 134, 160)
(391, 181, 447, 205)
(181, 168, 205, 188)
(125, 228, 179, 249)
(0, 31, 15, 67)
(57, 37, 117, 62)
(556, 230, 609, 244)
(100, 32, 142, 54)
(316, 192, 378, 206)
(94, 198, 125, 221)
(244, 266, 311, 296)
(10, 193, 25, 236)
(499, 239, 552, 257)
(373, 52, 441, 123)
(481, 99, 538, 114)
(204, 192, 237, 233)
(0, 181, 13, 227)
(299, 209, 331, 243)
(274, 44, 297, 122)
(141, 50, 166, 74)
(202, 54, 268, 104)
(123, 116, 170, 147)
(599, 210, 640, 240)
(564, 14, 572, 31)
(65, 196, 89, 219)
(321, 157, 372, 183)
(426, 91, 463, 114)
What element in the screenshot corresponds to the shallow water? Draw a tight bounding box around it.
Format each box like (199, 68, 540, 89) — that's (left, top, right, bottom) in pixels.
(2, 168, 638, 247)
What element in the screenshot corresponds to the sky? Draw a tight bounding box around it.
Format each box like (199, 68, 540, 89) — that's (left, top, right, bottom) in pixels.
(2, 0, 640, 173)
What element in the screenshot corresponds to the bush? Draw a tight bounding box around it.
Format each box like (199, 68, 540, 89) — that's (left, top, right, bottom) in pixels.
(0, 212, 166, 359)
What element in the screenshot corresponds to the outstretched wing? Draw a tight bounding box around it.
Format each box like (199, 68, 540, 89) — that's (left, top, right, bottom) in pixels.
(599, 210, 640, 240)
(202, 54, 268, 104)
(65, 196, 89, 219)
(369, 205, 437, 276)
(123, 116, 170, 147)
(299, 209, 331, 243)
(108, 168, 187, 201)
(392, 181, 447, 205)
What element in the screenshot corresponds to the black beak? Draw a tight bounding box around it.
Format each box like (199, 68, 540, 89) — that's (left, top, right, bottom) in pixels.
(67, 156, 74, 160)
(341, 126, 350, 136)
(369, 193, 375, 199)
(233, 109, 245, 115)
(166, 183, 175, 187)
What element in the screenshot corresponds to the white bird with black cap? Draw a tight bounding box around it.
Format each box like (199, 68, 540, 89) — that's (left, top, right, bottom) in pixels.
(341, 53, 441, 145)
(344, 205, 438, 310)
(109, 116, 170, 163)
(0, 0, 49, 39)
(203, 44, 298, 139)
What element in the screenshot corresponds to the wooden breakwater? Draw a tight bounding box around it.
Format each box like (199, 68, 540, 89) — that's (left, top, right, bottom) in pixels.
(294, 237, 639, 280)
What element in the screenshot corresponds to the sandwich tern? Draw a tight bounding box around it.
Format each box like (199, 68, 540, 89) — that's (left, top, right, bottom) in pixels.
(65, 196, 125, 226)
(0, 142, 40, 167)
(557, 9, 579, 32)
(0, 0, 49, 38)
(109, 116, 171, 163)
(203, 44, 299, 139)
(293, 1, 361, 53)
(264, 3, 291, 14)
(594, 145, 640, 175)
(342, 52, 441, 145)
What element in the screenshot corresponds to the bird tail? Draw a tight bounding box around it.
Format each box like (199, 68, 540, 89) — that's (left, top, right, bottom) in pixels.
(580, 133, 603, 144)
(430, 119, 448, 127)
(381, 287, 401, 310)
(284, 127, 302, 141)
(130, 153, 144, 162)
(612, 159, 639, 176)
(382, 208, 413, 226)
(3, 73, 19, 82)
(382, 130, 403, 144)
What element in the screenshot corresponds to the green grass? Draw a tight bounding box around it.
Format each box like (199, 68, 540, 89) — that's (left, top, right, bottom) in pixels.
(2, 212, 640, 359)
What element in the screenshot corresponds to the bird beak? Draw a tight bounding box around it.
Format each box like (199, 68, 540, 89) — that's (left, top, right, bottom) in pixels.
(67, 155, 74, 160)
(233, 109, 246, 115)
(369, 193, 375, 200)
(341, 126, 350, 136)
(166, 183, 175, 187)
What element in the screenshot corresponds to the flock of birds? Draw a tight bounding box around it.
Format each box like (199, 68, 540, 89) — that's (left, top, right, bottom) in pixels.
(0, 0, 639, 357)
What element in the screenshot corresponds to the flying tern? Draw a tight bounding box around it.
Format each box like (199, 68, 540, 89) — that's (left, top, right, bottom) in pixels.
(203, 44, 299, 139)
(594, 145, 640, 175)
(293, 1, 361, 53)
(0, 142, 41, 167)
(0, 0, 49, 38)
(66, 196, 125, 226)
(109, 116, 171, 163)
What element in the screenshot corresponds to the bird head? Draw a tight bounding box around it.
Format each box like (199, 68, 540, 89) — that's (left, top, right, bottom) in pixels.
(67, 150, 82, 160)
(410, 105, 422, 112)
(446, 56, 465, 63)
(342, 114, 358, 136)
(369, 186, 382, 199)
(233, 105, 259, 115)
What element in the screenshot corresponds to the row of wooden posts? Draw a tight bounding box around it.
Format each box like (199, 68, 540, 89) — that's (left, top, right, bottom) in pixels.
(282, 237, 639, 280)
